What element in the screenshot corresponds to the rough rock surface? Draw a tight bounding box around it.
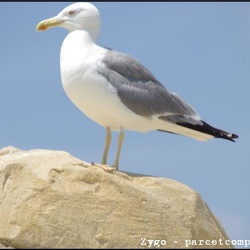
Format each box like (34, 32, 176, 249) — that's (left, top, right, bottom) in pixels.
(0, 146, 232, 249)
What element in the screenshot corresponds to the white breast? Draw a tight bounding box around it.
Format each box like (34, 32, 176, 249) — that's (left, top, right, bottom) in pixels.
(60, 30, 155, 132)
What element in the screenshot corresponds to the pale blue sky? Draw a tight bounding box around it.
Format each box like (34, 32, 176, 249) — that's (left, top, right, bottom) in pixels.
(1, 2, 249, 247)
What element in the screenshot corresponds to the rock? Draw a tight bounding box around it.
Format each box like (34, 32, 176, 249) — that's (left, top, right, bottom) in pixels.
(0, 146, 232, 249)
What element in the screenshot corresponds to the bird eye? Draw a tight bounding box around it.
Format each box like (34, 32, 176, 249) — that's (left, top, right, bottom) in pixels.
(68, 10, 76, 15)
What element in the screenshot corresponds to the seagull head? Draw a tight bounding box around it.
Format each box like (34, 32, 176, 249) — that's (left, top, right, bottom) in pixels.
(36, 2, 101, 40)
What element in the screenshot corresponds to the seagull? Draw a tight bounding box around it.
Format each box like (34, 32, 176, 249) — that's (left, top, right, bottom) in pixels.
(36, 2, 238, 171)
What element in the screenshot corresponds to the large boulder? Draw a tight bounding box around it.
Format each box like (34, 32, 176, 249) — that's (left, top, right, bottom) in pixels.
(0, 146, 232, 249)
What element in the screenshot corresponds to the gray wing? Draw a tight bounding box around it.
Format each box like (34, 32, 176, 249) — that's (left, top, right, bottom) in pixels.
(98, 50, 200, 120)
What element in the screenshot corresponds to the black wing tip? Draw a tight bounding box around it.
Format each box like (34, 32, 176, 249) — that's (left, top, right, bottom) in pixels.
(227, 133, 239, 143)
(200, 120, 239, 142)
(158, 116, 239, 143)
(167, 118, 239, 143)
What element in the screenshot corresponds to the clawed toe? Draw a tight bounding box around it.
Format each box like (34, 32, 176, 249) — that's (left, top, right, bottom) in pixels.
(91, 162, 116, 173)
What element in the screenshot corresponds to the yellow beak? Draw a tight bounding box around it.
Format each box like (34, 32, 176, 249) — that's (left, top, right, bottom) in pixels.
(36, 17, 62, 31)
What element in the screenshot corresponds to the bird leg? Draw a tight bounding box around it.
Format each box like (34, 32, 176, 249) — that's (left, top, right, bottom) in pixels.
(91, 127, 114, 173)
(91, 127, 124, 172)
(112, 127, 124, 171)
(101, 127, 111, 165)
